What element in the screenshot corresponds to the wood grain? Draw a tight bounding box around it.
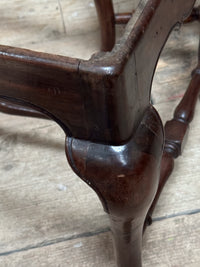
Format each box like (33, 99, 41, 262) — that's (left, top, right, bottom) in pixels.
(0, 214, 199, 266)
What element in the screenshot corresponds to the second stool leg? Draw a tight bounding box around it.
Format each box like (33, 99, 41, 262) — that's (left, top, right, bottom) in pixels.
(94, 0, 115, 51)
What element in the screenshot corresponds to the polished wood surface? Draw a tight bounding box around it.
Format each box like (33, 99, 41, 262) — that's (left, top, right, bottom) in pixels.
(0, 1, 199, 266)
(145, 50, 200, 226)
(1, 0, 195, 145)
(66, 106, 164, 266)
(94, 0, 115, 51)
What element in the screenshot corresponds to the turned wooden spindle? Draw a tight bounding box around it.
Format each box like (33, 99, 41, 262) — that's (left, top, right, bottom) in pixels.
(145, 59, 200, 226)
(115, 12, 133, 24)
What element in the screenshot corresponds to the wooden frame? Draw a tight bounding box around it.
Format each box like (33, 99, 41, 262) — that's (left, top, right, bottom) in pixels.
(0, 0, 198, 266)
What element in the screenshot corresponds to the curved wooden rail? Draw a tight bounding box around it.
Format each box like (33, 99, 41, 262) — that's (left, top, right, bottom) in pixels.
(0, 99, 48, 119)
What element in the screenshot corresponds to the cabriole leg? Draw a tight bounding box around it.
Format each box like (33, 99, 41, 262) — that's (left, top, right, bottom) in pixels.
(66, 106, 164, 267)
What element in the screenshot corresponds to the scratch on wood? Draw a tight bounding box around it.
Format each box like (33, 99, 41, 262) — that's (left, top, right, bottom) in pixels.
(58, 0, 67, 34)
(47, 87, 61, 95)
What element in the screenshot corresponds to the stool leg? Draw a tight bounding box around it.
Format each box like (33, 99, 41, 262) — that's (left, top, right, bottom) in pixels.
(109, 214, 147, 266)
(66, 106, 164, 267)
(94, 0, 115, 51)
(145, 36, 200, 227)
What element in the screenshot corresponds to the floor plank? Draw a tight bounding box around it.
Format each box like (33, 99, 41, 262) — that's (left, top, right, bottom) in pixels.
(0, 214, 199, 267)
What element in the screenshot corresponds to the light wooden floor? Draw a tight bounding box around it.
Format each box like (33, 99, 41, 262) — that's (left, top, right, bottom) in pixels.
(0, 1, 200, 267)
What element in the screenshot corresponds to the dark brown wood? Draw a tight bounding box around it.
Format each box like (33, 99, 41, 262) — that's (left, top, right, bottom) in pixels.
(145, 46, 200, 226)
(1, 1, 198, 123)
(66, 106, 164, 267)
(115, 6, 200, 26)
(0, 99, 48, 119)
(165, 65, 200, 157)
(0, 1, 197, 266)
(94, 0, 115, 51)
(115, 12, 132, 24)
(0, 46, 89, 138)
(184, 5, 200, 23)
(78, 0, 195, 144)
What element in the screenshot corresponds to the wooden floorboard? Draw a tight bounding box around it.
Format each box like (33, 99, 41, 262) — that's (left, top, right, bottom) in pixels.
(0, 214, 199, 267)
